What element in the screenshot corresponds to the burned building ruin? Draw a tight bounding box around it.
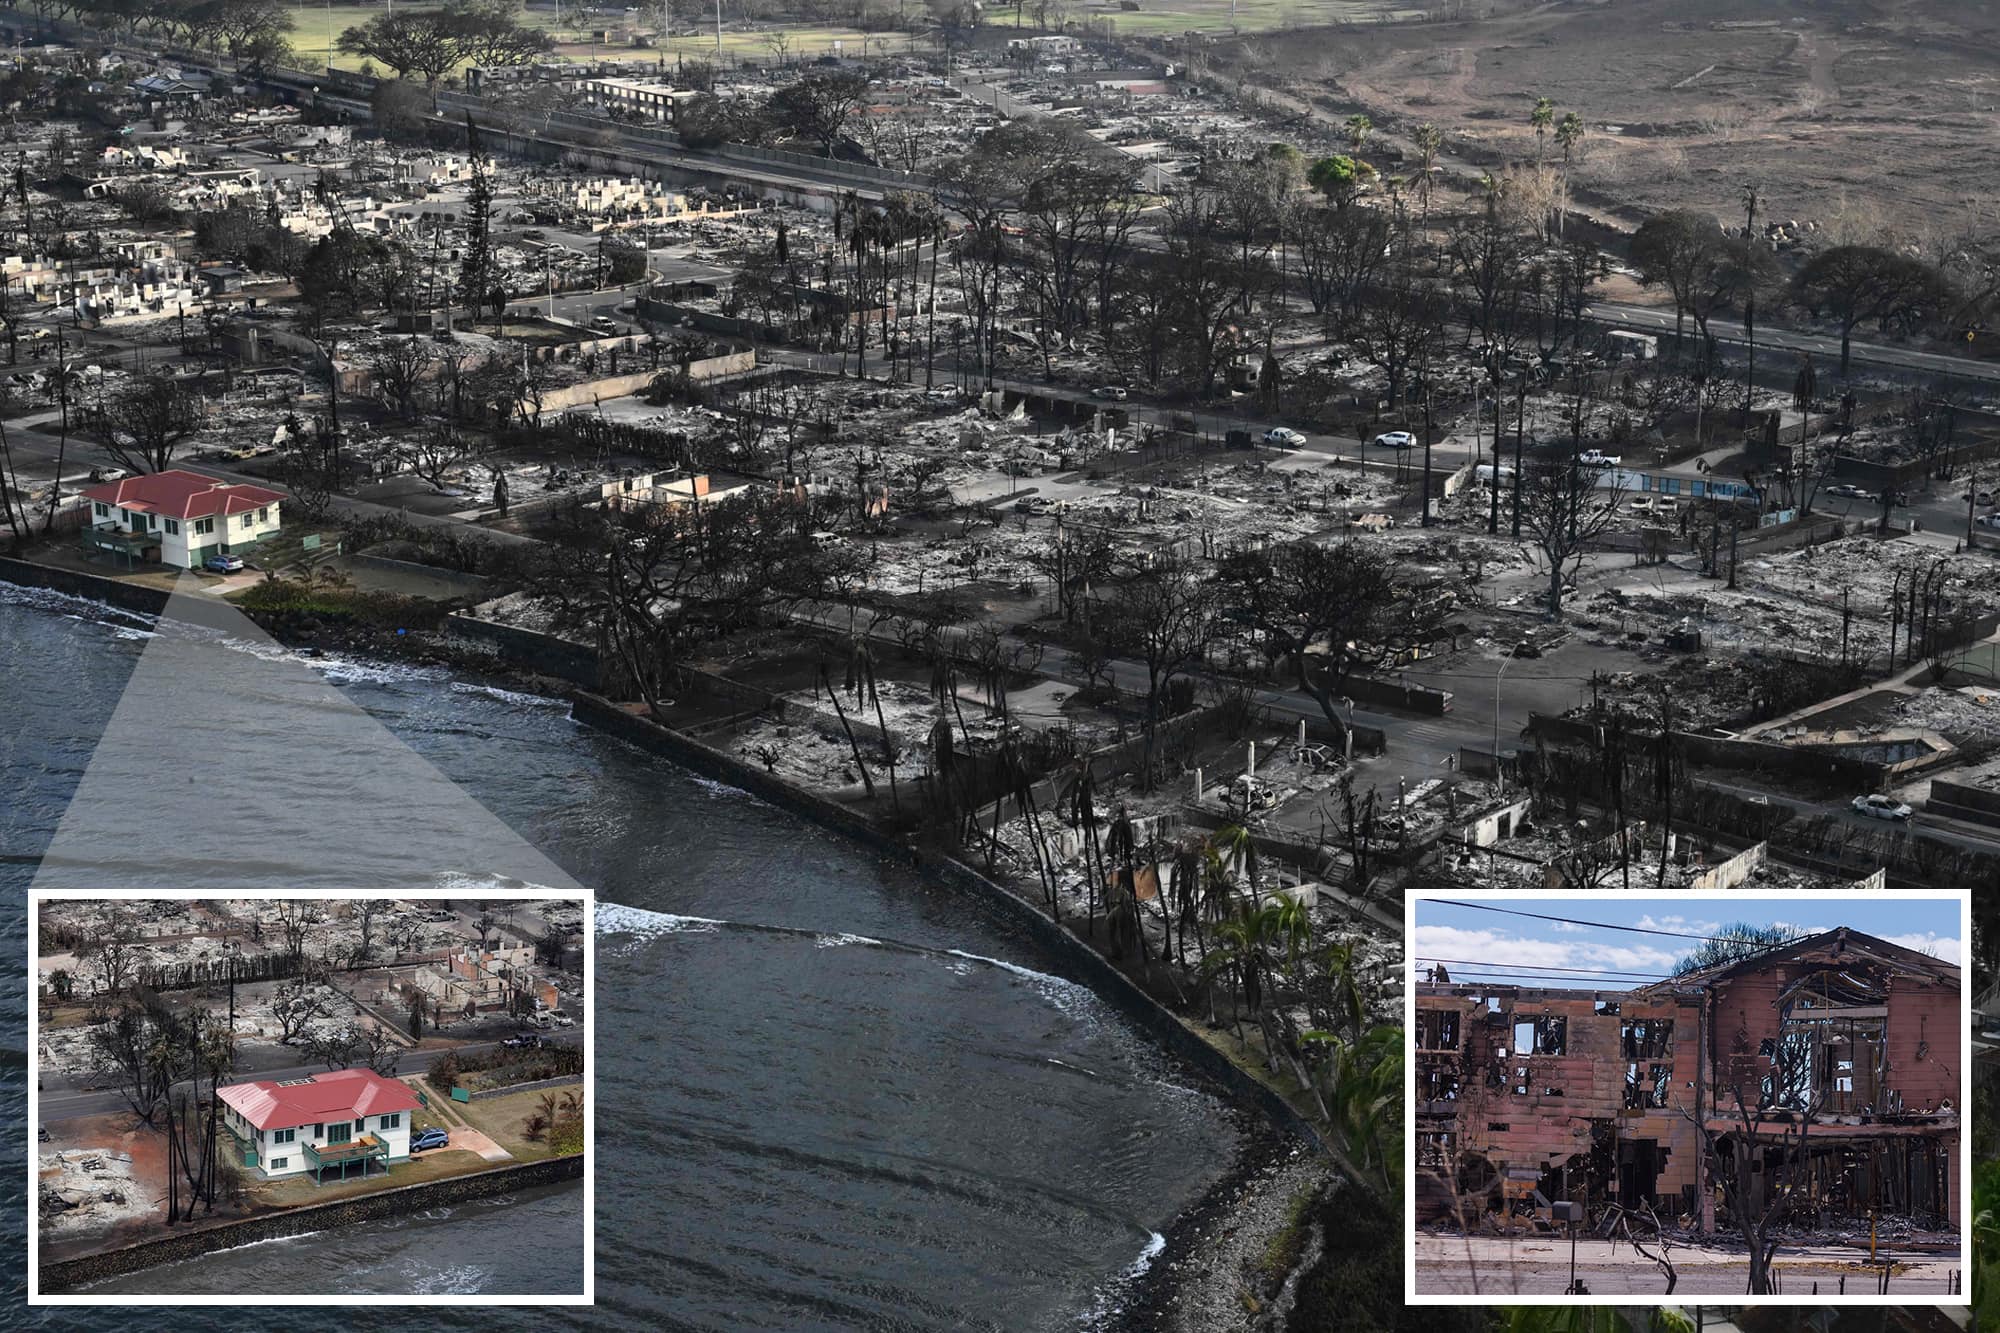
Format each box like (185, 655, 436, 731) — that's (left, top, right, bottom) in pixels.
(1414, 928, 1961, 1234)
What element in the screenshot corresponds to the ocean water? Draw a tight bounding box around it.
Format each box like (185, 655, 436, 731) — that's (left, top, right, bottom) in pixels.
(0, 582, 1241, 1329)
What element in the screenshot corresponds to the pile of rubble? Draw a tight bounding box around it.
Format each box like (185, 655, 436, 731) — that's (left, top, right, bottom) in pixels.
(39, 1149, 149, 1238)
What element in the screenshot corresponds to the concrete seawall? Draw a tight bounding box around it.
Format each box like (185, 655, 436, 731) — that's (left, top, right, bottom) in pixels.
(39, 1154, 584, 1294)
(570, 694, 1325, 1151)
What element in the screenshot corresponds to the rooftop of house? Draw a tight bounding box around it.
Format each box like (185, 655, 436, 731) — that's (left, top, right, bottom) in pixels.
(1631, 926, 1959, 996)
(82, 469, 284, 520)
(217, 1068, 420, 1131)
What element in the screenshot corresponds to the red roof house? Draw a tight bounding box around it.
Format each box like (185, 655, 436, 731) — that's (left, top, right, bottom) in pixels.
(80, 469, 284, 570)
(217, 1067, 422, 1130)
(81, 469, 284, 520)
(217, 1069, 421, 1182)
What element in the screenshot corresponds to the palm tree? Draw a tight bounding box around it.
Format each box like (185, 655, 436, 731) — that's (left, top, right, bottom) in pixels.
(1412, 122, 1443, 225)
(1343, 113, 1373, 157)
(1530, 96, 1555, 166)
(1554, 112, 1585, 234)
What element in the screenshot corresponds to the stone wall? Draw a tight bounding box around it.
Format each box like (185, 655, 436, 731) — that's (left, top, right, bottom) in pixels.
(468, 1073, 583, 1102)
(0, 555, 172, 617)
(1926, 777, 2000, 829)
(568, 693, 1325, 1150)
(40, 1154, 584, 1293)
(445, 614, 601, 688)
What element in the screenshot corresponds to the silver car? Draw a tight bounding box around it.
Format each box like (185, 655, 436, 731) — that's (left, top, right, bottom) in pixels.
(1850, 793, 1912, 822)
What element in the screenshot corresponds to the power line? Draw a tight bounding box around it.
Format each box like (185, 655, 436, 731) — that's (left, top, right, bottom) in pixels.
(1434, 972, 1648, 987)
(1414, 957, 1671, 978)
(1424, 899, 1741, 943)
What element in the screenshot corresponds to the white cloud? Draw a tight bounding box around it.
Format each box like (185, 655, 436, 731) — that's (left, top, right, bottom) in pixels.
(1880, 932, 1961, 967)
(1637, 914, 1722, 937)
(1410, 925, 1680, 980)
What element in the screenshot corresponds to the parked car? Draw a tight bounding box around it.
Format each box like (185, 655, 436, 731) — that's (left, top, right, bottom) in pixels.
(550, 1012, 575, 1027)
(1372, 430, 1415, 450)
(204, 554, 245, 573)
(1978, 512, 2000, 531)
(1262, 426, 1306, 447)
(1091, 385, 1129, 400)
(1826, 484, 1873, 501)
(1293, 742, 1338, 771)
(502, 1034, 539, 1049)
(411, 1129, 450, 1152)
(1850, 793, 1913, 822)
(1225, 774, 1281, 813)
(1964, 489, 1995, 505)
(1576, 449, 1622, 467)
(590, 315, 619, 332)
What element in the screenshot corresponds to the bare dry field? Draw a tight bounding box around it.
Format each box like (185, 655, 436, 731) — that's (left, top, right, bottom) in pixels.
(1219, 0, 2000, 233)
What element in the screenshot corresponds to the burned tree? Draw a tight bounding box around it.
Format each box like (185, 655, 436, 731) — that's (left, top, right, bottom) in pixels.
(1518, 445, 1624, 621)
(1218, 539, 1442, 747)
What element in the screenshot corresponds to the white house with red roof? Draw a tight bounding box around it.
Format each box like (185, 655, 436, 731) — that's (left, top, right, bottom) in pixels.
(217, 1068, 418, 1184)
(80, 469, 284, 570)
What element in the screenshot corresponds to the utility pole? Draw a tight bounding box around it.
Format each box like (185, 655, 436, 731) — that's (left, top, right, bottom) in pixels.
(714, 0, 722, 57)
(1741, 182, 1760, 417)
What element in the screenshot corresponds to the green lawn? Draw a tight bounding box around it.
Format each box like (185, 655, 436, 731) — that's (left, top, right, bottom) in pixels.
(248, 1144, 491, 1208)
(452, 1085, 579, 1162)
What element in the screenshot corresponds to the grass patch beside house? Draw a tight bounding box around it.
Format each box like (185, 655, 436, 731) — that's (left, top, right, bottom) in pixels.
(452, 1086, 580, 1163)
(245, 1144, 492, 1209)
(228, 574, 448, 629)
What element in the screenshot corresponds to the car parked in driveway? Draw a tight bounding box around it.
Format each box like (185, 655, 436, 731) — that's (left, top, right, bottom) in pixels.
(1851, 793, 1912, 822)
(1262, 426, 1306, 447)
(1372, 430, 1415, 449)
(411, 1128, 450, 1151)
(204, 554, 244, 573)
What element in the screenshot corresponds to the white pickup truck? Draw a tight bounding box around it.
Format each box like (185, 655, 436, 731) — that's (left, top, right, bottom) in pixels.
(1577, 449, 1622, 468)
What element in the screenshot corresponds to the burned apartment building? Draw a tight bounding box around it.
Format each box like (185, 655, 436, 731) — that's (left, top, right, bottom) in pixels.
(1415, 928, 1962, 1233)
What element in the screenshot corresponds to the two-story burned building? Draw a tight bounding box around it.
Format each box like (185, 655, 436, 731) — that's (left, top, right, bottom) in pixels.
(1414, 927, 1961, 1233)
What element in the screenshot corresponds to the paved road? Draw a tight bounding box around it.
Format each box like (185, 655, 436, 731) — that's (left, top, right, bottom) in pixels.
(40, 1028, 584, 1124)
(1584, 300, 2000, 386)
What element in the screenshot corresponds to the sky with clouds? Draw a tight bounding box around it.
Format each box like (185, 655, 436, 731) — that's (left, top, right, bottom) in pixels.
(1412, 896, 1961, 989)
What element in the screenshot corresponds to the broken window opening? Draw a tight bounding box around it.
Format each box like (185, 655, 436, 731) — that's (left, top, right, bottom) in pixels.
(1416, 1053, 1461, 1103)
(1416, 1127, 1455, 1169)
(1768, 1011, 1886, 1113)
(1623, 1061, 1672, 1110)
(1594, 1000, 1621, 1015)
(1417, 1009, 1461, 1051)
(1512, 1015, 1567, 1055)
(1621, 1018, 1673, 1060)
